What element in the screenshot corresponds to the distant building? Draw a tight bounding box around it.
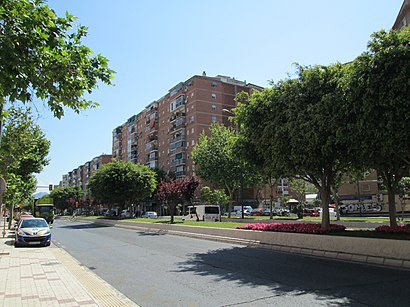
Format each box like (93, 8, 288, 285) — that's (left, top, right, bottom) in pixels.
(393, 0, 410, 30)
(59, 154, 112, 198)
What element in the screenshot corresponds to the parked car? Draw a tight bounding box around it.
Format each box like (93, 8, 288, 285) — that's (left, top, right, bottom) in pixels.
(228, 210, 244, 217)
(303, 208, 320, 217)
(15, 217, 52, 247)
(263, 209, 273, 216)
(141, 211, 158, 219)
(274, 209, 290, 216)
(250, 209, 263, 216)
(120, 210, 132, 218)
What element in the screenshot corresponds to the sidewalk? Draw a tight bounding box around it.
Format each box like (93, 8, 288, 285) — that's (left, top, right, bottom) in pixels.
(0, 216, 137, 306)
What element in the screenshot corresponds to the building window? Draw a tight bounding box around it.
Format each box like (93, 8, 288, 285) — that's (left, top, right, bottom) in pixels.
(211, 116, 217, 123)
(191, 140, 195, 146)
(212, 104, 216, 111)
(211, 93, 216, 99)
(191, 115, 195, 123)
(191, 128, 194, 133)
(211, 81, 217, 88)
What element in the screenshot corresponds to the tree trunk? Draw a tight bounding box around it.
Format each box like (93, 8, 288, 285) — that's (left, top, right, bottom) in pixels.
(386, 186, 398, 227)
(170, 202, 175, 224)
(320, 186, 331, 231)
(269, 193, 274, 220)
(227, 187, 234, 218)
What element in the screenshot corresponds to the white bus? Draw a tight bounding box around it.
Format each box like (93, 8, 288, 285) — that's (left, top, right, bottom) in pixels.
(183, 205, 221, 222)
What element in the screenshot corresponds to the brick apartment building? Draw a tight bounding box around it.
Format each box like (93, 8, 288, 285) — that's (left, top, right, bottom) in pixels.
(59, 154, 112, 198)
(393, 0, 409, 30)
(113, 73, 263, 179)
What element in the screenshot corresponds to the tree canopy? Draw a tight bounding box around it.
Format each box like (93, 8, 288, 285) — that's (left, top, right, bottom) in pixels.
(88, 161, 157, 212)
(0, 107, 50, 213)
(157, 176, 199, 223)
(50, 185, 83, 213)
(192, 123, 257, 216)
(235, 64, 352, 230)
(343, 27, 410, 226)
(0, 0, 114, 118)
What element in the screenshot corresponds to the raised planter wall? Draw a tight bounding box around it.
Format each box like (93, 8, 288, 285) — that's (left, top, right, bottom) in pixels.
(70, 217, 410, 269)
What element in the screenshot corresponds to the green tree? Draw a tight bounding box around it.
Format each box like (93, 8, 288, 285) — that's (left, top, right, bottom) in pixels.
(0, 0, 114, 120)
(88, 161, 157, 216)
(201, 186, 229, 211)
(344, 27, 410, 227)
(192, 123, 256, 217)
(234, 92, 283, 219)
(236, 64, 352, 231)
(50, 186, 84, 213)
(0, 107, 50, 226)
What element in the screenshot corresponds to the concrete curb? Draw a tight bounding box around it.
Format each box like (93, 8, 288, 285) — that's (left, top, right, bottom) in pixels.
(51, 247, 138, 306)
(67, 217, 410, 270)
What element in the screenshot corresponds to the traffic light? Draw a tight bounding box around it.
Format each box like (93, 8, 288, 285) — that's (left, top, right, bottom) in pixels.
(49, 184, 53, 191)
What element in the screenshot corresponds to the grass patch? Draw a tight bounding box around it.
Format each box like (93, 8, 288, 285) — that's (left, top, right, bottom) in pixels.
(73, 215, 410, 240)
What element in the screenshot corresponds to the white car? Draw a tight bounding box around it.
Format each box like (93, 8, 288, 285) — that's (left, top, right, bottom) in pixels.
(120, 210, 132, 218)
(141, 211, 158, 219)
(15, 218, 52, 247)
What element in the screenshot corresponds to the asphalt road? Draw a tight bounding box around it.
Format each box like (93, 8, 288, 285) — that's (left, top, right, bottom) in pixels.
(52, 219, 410, 307)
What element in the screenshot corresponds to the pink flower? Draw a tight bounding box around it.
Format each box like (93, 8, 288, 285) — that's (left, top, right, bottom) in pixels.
(236, 222, 345, 234)
(375, 225, 410, 234)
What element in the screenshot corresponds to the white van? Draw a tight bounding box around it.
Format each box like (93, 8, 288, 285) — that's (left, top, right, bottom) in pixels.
(233, 205, 253, 215)
(183, 205, 221, 222)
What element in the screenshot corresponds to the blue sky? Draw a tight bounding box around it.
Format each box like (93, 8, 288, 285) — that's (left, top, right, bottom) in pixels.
(35, 0, 403, 192)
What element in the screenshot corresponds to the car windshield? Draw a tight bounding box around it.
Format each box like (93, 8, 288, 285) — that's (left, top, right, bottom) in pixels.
(21, 219, 48, 228)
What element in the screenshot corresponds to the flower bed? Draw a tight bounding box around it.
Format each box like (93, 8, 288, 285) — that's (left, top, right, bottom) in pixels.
(236, 222, 346, 234)
(375, 225, 410, 234)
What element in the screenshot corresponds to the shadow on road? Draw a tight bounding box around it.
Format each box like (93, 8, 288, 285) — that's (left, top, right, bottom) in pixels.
(59, 223, 111, 230)
(174, 245, 410, 306)
(135, 230, 166, 236)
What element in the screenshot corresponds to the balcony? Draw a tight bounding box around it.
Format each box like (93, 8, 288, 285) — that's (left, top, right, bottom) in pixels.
(170, 119, 186, 133)
(169, 147, 185, 156)
(145, 125, 158, 134)
(170, 140, 185, 150)
(147, 134, 158, 142)
(170, 95, 186, 113)
(170, 135, 186, 144)
(171, 158, 187, 166)
(175, 170, 187, 177)
(146, 143, 158, 151)
(170, 112, 186, 123)
(146, 161, 158, 169)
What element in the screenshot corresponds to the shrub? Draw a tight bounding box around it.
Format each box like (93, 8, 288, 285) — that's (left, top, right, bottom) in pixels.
(236, 222, 346, 234)
(375, 225, 410, 234)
